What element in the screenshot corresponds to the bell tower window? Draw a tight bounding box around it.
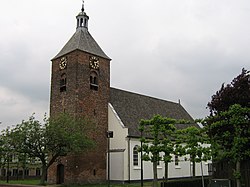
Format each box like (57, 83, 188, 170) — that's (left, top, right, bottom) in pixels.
(60, 73, 67, 92)
(90, 72, 98, 91)
(80, 18, 83, 27)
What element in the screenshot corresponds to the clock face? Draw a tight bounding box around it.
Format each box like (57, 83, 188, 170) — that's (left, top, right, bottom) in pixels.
(89, 56, 99, 70)
(59, 57, 67, 70)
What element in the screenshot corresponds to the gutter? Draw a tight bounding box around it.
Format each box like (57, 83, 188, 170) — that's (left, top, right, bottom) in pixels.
(128, 137, 131, 183)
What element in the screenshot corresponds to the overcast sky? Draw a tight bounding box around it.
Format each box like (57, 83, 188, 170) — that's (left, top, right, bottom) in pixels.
(0, 0, 249, 130)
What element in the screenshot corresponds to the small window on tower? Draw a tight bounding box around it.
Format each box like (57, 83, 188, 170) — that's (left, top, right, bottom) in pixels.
(84, 18, 87, 27)
(60, 73, 67, 92)
(90, 72, 98, 91)
(80, 18, 83, 27)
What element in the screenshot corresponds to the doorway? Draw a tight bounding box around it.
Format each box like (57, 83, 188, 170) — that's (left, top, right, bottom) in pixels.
(56, 164, 64, 184)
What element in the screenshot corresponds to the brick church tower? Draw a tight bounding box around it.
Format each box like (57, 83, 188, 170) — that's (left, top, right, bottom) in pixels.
(48, 2, 111, 184)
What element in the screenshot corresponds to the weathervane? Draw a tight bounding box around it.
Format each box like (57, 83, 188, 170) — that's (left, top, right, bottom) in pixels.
(81, 0, 85, 12)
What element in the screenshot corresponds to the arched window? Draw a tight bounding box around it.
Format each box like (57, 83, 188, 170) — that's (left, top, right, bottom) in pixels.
(84, 18, 87, 27)
(90, 72, 98, 91)
(60, 73, 67, 92)
(133, 145, 139, 166)
(80, 18, 83, 27)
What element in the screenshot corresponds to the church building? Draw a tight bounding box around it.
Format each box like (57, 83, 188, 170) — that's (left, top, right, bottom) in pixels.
(48, 2, 210, 184)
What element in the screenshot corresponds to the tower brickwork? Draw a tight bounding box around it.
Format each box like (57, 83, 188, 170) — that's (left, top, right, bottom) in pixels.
(48, 2, 111, 184)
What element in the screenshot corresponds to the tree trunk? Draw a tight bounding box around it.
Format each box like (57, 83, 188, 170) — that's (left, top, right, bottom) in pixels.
(164, 162, 168, 182)
(153, 161, 158, 187)
(236, 161, 241, 187)
(40, 164, 47, 185)
(192, 160, 196, 177)
(22, 166, 25, 180)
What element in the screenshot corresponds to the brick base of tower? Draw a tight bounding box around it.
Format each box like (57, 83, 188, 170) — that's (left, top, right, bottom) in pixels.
(47, 150, 107, 184)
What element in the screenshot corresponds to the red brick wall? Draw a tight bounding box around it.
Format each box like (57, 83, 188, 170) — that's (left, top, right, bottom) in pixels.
(48, 50, 110, 184)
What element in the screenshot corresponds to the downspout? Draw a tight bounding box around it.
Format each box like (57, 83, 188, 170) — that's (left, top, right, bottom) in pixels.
(128, 137, 131, 183)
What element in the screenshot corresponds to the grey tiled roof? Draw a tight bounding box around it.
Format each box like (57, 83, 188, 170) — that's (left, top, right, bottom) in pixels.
(52, 28, 110, 60)
(110, 87, 199, 137)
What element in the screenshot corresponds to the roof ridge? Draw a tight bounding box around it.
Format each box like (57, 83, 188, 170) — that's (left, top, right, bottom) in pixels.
(110, 87, 179, 106)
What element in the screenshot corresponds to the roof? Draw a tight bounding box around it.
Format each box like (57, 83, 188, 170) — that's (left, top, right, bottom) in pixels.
(109, 87, 199, 137)
(52, 28, 110, 60)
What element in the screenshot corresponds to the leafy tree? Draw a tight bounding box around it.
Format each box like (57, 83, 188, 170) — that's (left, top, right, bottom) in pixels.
(2, 113, 94, 185)
(206, 68, 250, 187)
(207, 104, 250, 187)
(159, 117, 176, 182)
(139, 115, 188, 186)
(0, 134, 4, 167)
(208, 68, 250, 115)
(140, 115, 163, 187)
(0, 127, 15, 181)
(177, 126, 211, 177)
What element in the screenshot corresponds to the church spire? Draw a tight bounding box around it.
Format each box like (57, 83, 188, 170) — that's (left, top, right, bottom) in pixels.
(76, 0, 89, 30)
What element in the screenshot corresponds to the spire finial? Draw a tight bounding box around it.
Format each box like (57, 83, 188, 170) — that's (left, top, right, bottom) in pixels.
(81, 0, 85, 12)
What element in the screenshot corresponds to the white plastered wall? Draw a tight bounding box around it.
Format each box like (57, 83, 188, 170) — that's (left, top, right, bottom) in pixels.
(129, 139, 211, 180)
(108, 103, 211, 181)
(108, 103, 128, 181)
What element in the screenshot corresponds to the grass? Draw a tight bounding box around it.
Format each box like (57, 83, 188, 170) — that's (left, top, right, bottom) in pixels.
(61, 182, 152, 187)
(0, 180, 153, 187)
(0, 179, 41, 185)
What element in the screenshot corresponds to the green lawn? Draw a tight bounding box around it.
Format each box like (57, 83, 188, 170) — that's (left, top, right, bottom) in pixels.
(0, 179, 41, 185)
(0, 180, 152, 187)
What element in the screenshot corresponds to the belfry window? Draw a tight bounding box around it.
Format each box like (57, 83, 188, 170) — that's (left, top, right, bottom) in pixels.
(133, 146, 139, 166)
(90, 72, 98, 91)
(60, 74, 67, 92)
(80, 18, 83, 27)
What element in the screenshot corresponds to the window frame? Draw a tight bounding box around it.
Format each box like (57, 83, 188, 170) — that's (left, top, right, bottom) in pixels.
(133, 145, 139, 166)
(60, 73, 67, 92)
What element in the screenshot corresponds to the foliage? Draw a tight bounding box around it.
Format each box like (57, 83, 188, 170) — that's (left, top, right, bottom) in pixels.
(206, 104, 250, 187)
(207, 68, 250, 115)
(177, 126, 211, 177)
(206, 69, 250, 187)
(0, 127, 15, 167)
(207, 104, 250, 161)
(139, 115, 191, 186)
(1, 113, 94, 185)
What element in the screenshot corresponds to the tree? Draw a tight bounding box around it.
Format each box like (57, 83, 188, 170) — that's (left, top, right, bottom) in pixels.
(159, 117, 177, 182)
(207, 104, 250, 187)
(206, 68, 250, 187)
(2, 113, 94, 185)
(139, 115, 188, 187)
(140, 115, 163, 187)
(0, 134, 4, 167)
(177, 126, 211, 178)
(0, 127, 15, 182)
(208, 68, 250, 115)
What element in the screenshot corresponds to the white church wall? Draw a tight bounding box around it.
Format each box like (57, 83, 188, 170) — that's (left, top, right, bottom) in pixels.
(129, 139, 211, 181)
(108, 104, 211, 181)
(108, 103, 128, 181)
(129, 139, 164, 180)
(110, 152, 124, 180)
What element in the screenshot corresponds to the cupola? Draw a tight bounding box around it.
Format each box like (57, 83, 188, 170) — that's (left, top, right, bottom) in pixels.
(76, 0, 89, 30)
